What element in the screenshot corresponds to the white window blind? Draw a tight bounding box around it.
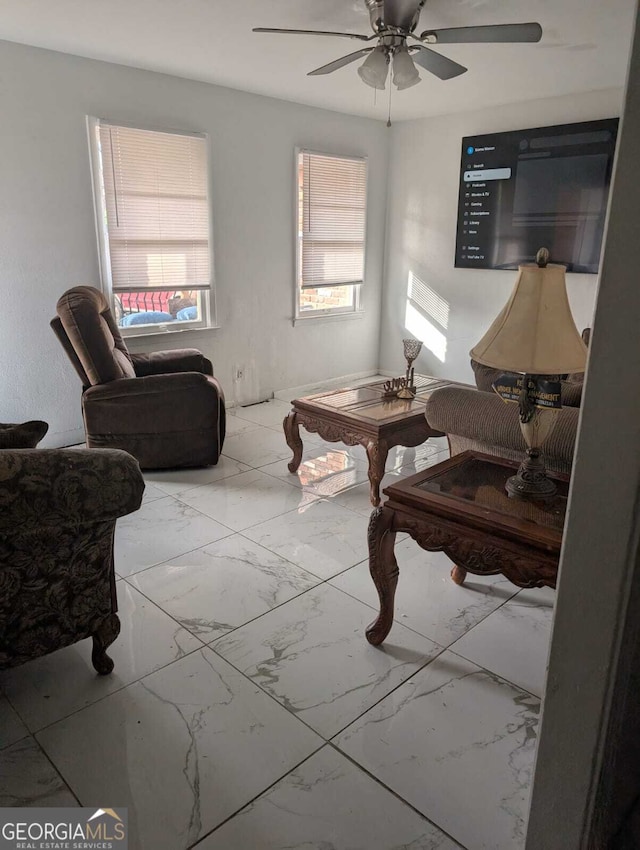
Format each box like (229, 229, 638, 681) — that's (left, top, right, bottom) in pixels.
(299, 151, 366, 290)
(98, 123, 211, 292)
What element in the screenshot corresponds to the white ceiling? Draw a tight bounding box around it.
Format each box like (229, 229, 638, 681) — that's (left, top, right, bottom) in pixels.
(0, 0, 635, 121)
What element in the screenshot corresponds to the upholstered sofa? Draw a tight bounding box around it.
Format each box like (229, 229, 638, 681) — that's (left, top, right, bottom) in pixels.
(425, 328, 591, 474)
(425, 385, 579, 475)
(0, 443, 144, 673)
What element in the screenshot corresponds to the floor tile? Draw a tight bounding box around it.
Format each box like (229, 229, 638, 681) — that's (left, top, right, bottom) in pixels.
(259, 447, 370, 497)
(424, 435, 450, 453)
(302, 447, 449, 516)
(384, 440, 443, 470)
(450, 587, 555, 697)
(38, 649, 322, 850)
(212, 584, 441, 738)
(0, 583, 201, 731)
(140, 482, 167, 504)
(222, 427, 302, 468)
(0, 737, 77, 807)
(2, 374, 550, 849)
(114, 496, 232, 576)
(328, 464, 419, 517)
(128, 534, 320, 640)
(336, 650, 540, 850)
(0, 694, 28, 750)
(176, 469, 318, 532)
(224, 414, 264, 438)
(331, 538, 517, 647)
(298, 442, 448, 494)
(272, 376, 385, 403)
(144, 457, 251, 497)
(242, 498, 369, 579)
(233, 399, 294, 430)
(309, 439, 367, 463)
(195, 746, 461, 850)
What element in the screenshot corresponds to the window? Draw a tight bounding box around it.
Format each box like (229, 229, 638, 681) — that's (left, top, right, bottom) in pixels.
(296, 150, 367, 320)
(89, 120, 215, 333)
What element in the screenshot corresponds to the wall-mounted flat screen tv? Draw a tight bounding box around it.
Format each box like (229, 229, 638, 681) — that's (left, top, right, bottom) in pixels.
(454, 117, 619, 273)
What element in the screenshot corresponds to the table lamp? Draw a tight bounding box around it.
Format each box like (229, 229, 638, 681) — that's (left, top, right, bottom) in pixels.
(469, 248, 587, 499)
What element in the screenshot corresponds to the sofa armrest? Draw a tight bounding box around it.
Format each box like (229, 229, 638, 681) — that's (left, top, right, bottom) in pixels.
(0, 449, 144, 532)
(560, 381, 583, 407)
(130, 349, 213, 377)
(426, 386, 579, 473)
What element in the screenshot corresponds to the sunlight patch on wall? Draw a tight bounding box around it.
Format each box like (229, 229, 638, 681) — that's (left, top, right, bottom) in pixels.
(408, 272, 449, 330)
(405, 301, 447, 363)
(405, 270, 449, 363)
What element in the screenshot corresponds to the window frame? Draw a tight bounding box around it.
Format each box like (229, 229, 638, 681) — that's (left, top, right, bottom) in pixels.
(293, 147, 367, 325)
(87, 116, 218, 337)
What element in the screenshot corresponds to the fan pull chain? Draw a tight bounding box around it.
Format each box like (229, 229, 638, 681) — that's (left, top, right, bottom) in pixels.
(387, 80, 392, 127)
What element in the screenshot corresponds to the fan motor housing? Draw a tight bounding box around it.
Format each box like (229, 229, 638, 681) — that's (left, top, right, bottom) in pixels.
(365, 0, 426, 34)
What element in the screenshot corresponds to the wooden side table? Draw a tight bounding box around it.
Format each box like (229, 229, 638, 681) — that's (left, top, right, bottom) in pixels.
(366, 450, 568, 646)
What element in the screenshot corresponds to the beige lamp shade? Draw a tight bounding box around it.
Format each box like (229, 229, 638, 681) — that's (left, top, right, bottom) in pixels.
(470, 263, 587, 374)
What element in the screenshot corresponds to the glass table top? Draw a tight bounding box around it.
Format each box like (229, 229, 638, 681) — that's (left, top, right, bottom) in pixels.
(305, 376, 456, 422)
(415, 456, 567, 531)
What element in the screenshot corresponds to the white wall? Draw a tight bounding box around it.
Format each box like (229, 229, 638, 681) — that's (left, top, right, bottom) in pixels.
(380, 87, 624, 383)
(0, 40, 389, 447)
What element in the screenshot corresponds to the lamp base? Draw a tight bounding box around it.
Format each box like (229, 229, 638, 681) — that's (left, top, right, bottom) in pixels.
(505, 448, 557, 500)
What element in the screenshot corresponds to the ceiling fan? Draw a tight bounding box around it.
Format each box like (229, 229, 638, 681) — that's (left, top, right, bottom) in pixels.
(253, 0, 542, 91)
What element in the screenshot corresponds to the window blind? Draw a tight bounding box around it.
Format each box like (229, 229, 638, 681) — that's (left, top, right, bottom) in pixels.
(99, 124, 211, 292)
(299, 152, 366, 290)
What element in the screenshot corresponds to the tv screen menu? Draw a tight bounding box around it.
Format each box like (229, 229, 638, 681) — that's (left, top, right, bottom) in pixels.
(454, 117, 619, 273)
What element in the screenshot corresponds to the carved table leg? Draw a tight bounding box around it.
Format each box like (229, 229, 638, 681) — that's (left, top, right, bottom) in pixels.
(91, 612, 121, 675)
(451, 565, 467, 586)
(366, 438, 389, 507)
(283, 411, 303, 473)
(366, 506, 398, 646)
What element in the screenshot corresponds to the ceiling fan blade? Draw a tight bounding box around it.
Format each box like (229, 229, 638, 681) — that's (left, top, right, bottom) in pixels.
(420, 22, 543, 44)
(253, 27, 372, 42)
(308, 48, 374, 76)
(410, 46, 467, 80)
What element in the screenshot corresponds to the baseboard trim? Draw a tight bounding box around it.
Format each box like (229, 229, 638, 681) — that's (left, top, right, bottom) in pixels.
(273, 370, 380, 402)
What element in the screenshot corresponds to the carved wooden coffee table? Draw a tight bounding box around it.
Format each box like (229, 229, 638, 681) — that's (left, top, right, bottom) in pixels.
(283, 376, 462, 507)
(366, 450, 568, 645)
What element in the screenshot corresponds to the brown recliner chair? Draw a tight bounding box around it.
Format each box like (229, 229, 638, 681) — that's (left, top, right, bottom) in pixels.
(51, 286, 225, 469)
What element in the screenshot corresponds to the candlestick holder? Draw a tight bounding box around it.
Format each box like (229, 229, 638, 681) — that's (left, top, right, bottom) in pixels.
(397, 338, 423, 398)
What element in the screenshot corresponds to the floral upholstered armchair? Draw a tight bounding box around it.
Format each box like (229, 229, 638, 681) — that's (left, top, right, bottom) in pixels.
(0, 422, 144, 674)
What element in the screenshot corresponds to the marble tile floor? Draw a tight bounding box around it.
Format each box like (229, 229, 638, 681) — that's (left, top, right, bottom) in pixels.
(0, 394, 555, 850)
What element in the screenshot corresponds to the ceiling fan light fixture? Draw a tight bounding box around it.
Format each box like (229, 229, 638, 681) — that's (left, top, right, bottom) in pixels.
(357, 46, 389, 89)
(253, 6, 544, 95)
(393, 46, 420, 90)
